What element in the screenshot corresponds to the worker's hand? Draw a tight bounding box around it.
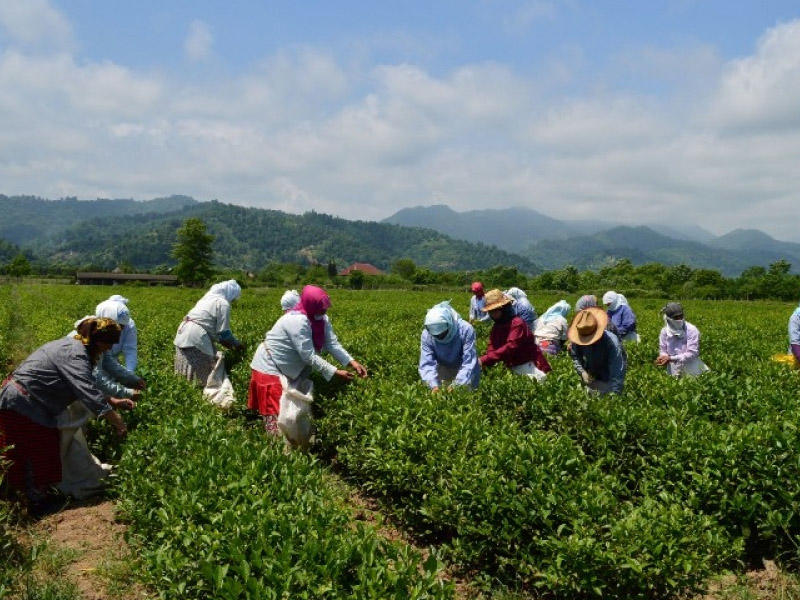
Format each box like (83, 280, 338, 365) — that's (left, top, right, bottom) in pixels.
(580, 371, 593, 385)
(335, 369, 354, 381)
(655, 354, 670, 366)
(135, 378, 146, 390)
(349, 360, 368, 378)
(104, 410, 127, 437)
(431, 386, 440, 393)
(110, 396, 137, 410)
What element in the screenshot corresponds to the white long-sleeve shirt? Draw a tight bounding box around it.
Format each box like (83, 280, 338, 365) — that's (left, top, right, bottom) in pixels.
(173, 296, 233, 356)
(250, 313, 352, 381)
(110, 319, 138, 372)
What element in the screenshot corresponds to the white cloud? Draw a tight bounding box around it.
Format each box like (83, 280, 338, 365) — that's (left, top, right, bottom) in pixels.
(0, 0, 72, 50)
(184, 20, 213, 61)
(2, 14, 800, 242)
(710, 19, 800, 131)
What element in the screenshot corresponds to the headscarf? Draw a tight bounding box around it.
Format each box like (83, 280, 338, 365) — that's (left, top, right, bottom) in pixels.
(205, 280, 241, 303)
(661, 302, 686, 338)
(471, 282, 485, 299)
(540, 300, 571, 323)
(602, 291, 627, 312)
(424, 300, 460, 345)
(280, 289, 301, 312)
(73, 316, 122, 350)
(505, 287, 527, 301)
(109, 294, 129, 305)
(292, 285, 331, 352)
(575, 294, 597, 312)
(95, 298, 131, 327)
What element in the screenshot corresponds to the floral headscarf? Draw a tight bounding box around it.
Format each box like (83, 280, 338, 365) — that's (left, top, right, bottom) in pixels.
(73, 316, 122, 346)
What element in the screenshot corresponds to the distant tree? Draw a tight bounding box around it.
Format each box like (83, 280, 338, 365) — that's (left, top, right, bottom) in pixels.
(172, 218, 214, 286)
(6, 253, 31, 278)
(392, 258, 416, 280)
(349, 269, 365, 290)
(327, 260, 338, 278)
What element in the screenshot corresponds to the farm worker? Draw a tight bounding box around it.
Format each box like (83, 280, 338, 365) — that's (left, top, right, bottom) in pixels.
(67, 316, 146, 403)
(504, 287, 537, 331)
(248, 285, 368, 436)
(95, 294, 138, 372)
(0, 318, 131, 513)
(602, 291, 639, 342)
(173, 280, 245, 386)
(469, 281, 491, 322)
(534, 300, 571, 355)
(655, 303, 710, 377)
(789, 301, 800, 364)
(568, 308, 627, 395)
(479, 289, 551, 381)
(575, 294, 621, 337)
(53, 316, 143, 499)
(280, 289, 301, 312)
(418, 300, 480, 391)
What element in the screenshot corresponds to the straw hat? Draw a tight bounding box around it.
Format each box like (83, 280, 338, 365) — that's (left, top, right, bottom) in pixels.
(481, 289, 511, 312)
(567, 307, 608, 345)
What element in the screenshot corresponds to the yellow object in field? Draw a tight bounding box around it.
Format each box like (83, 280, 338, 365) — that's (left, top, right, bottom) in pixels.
(771, 353, 799, 368)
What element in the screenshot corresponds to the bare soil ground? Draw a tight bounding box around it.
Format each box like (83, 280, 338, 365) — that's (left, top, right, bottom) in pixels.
(29, 498, 150, 600)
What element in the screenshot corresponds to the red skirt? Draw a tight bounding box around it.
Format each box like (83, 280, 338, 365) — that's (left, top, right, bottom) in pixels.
(247, 370, 283, 417)
(0, 409, 61, 494)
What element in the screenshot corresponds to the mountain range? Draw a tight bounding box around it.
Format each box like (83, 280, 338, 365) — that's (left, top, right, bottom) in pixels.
(0, 195, 536, 274)
(383, 205, 800, 275)
(1, 195, 798, 277)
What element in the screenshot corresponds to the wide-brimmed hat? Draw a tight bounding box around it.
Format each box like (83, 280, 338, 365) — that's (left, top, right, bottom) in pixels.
(568, 307, 608, 346)
(481, 289, 511, 312)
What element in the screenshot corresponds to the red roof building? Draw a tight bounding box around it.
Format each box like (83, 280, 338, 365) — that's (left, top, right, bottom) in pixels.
(338, 262, 384, 276)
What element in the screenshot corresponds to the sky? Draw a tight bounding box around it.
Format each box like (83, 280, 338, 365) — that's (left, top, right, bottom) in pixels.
(1, 1, 799, 240)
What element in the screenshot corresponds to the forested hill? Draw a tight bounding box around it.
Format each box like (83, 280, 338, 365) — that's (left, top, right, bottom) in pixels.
(0, 194, 197, 246)
(23, 200, 539, 274)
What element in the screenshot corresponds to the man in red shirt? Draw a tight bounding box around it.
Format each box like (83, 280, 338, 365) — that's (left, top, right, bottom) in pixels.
(479, 289, 551, 380)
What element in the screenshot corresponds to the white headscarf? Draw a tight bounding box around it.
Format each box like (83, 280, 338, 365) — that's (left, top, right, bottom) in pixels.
(95, 299, 131, 327)
(504, 287, 527, 301)
(205, 280, 241, 303)
(663, 315, 686, 338)
(280, 289, 301, 311)
(603, 291, 620, 312)
(424, 300, 460, 345)
(109, 294, 129, 305)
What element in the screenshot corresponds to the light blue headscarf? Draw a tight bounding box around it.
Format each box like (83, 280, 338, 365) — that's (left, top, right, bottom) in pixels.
(540, 300, 571, 323)
(424, 300, 460, 345)
(505, 287, 527, 301)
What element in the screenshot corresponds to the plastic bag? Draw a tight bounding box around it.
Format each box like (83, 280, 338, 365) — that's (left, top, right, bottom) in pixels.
(277, 376, 314, 450)
(203, 351, 235, 409)
(771, 353, 799, 369)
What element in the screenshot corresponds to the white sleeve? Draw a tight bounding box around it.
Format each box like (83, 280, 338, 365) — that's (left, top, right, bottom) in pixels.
(323, 318, 353, 366)
(215, 299, 232, 334)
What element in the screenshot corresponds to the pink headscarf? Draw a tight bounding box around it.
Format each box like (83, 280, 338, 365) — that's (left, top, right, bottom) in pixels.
(471, 281, 485, 299)
(293, 285, 331, 351)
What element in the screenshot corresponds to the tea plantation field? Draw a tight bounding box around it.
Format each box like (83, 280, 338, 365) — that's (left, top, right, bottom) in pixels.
(2, 283, 800, 599)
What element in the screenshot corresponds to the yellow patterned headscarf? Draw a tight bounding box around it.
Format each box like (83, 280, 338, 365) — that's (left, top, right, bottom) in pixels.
(74, 317, 122, 346)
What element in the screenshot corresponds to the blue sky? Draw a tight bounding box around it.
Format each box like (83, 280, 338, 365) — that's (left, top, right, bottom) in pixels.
(1, 1, 800, 239)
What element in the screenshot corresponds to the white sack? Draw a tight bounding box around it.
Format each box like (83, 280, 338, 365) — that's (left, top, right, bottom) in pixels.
(203, 351, 235, 409)
(277, 376, 314, 450)
(55, 403, 112, 499)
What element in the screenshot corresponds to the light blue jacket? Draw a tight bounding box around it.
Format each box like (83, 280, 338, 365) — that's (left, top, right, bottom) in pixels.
(418, 320, 480, 389)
